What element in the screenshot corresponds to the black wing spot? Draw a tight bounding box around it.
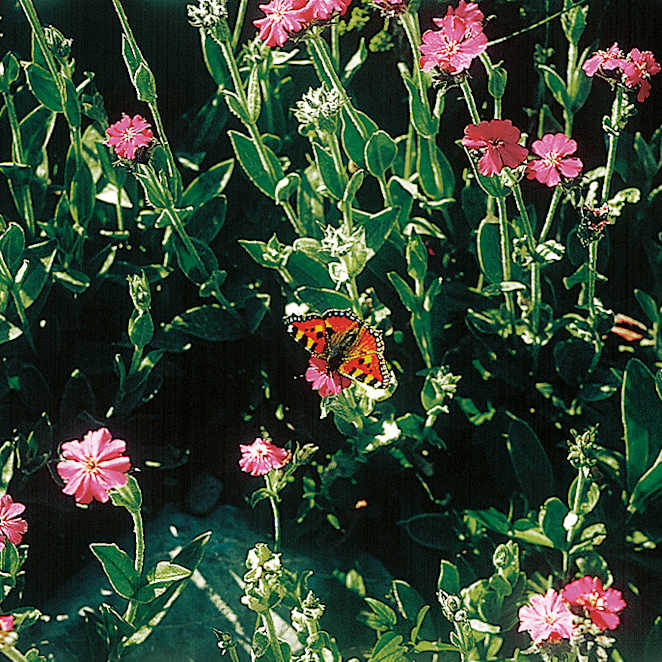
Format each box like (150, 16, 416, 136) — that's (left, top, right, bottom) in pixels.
(316, 331, 324, 339)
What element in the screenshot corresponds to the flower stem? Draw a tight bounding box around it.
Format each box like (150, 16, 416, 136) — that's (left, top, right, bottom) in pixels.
(538, 186, 562, 242)
(495, 196, 516, 326)
(2, 92, 35, 237)
(231, 0, 250, 50)
(123, 507, 145, 624)
(460, 79, 481, 124)
(0, 647, 29, 662)
(262, 610, 286, 662)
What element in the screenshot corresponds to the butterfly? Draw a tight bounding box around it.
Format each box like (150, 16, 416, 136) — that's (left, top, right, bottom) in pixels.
(285, 309, 392, 389)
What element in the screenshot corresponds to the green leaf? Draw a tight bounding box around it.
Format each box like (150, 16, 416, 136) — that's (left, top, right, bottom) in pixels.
(340, 109, 378, 168)
(134, 561, 192, 603)
(644, 616, 662, 662)
(634, 132, 658, 182)
(25, 63, 62, 111)
(635, 289, 659, 325)
(538, 497, 569, 550)
(400, 70, 437, 138)
(173, 235, 218, 285)
(0, 223, 25, 276)
(388, 271, 417, 313)
(0, 53, 20, 93)
(59, 368, 96, 424)
(622, 358, 662, 492)
(357, 206, 399, 255)
(53, 267, 91, 293)
(168, 305, 245, 341)
(364, 598, 397, 627)
(90, 543, 138, 600)
(186, 196, 227, 244)
(368, 632, 406, 662)
(312, 142, 345, 200)
(181, 159, 234, 207)
(365, 131, 397, 177)
(62, 76, 81, 127)
(488, 65, 508, 99)
(342, 37, 368, 85)
(437, 560, 460, 594)
(295, 286, 352, 310)
(221, 90, 250, 124)
(417, 135, 455, 199)
(538, 65, 571, 110)
(392, 580, 425, 622)
(0, 441, 15, 494)
(229, 130, 283, 200)
(506, 414, 554, 507)
(343, 169, 365, 204)
(247, 65, 261, 123)
(561, 1, 587, 45)
(477, 220, 502, 283)
(121, 34, 141, 79)
(20, 106, 56, 168)
(201, 32, 229, 86)
(129, 310, 154, 349)
(133, 63, 157, 102)
(554, 339, 598, 385)
(406, 232, 427, 284)
(275, 173, 300, 204)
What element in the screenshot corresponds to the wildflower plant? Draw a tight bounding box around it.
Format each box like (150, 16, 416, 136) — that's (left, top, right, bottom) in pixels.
(1, 0, 662, 659)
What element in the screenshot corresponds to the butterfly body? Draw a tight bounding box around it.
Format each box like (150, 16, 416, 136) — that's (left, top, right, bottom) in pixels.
(285, 309, 391, 388)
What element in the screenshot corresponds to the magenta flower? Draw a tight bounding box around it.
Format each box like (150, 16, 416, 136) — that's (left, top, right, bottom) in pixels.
(518, 589, 576, 644)
(239, 438, 290, 477)
(525, 133, 583, 187)
(622, 48, 660, 102)
(57, 428, 131, 504)
(562, 576, 626, 631)
(105, 114, 154, 161)
(306, 0, 352, 20)
(254, 0, 313, 47)
(462, 119, 529, 177)
(582, 43, 626, 77)
(443, 0, 483, 31)
(419, 15, 487, 75)
(0, 616, 13, 633)
(0, 496, 27, 551)
(305, 357, 351, 397)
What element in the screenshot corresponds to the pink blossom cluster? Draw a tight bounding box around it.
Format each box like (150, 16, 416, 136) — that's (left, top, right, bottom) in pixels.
(583, 43, 660, 102)
(461, 119, 583, 187)
(254, 0, 352, 48)
(239, 437, 291, 476)
(105, 114, 154, 160)
(518, 577, 626, 646)
(419, 1, 487, 75)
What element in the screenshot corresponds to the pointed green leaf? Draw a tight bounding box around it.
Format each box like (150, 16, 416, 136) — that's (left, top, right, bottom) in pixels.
(229, 130, 283, 199)
(25, 63, 62, 111)
(365, 130, 397, 177)
(90, 543, 138, 599)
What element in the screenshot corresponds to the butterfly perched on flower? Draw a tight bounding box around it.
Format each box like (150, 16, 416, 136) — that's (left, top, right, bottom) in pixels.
(285, 309, 392, 389)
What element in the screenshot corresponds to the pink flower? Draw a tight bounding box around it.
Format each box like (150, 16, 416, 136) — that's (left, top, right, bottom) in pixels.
(462, 119, 529, 176)
(442, 0, 483, 31)
(105, 114, 154, 161)
(525, 133, 583, 187)
(622, 48, 660, 102)
(305, 357, 351, 397)
(582, 43, 626, 77)
(239, 438, 290, 476)
(0, 496, 27, 551)
(306, 0, 352, 21)
(57, 428, 131, 504)
(518, 589, 576, 644)
(419, 15, 487, 75)
(254, 0, 313, 47)
(562, 576, 626, 631)
(0, 616, 13, 633)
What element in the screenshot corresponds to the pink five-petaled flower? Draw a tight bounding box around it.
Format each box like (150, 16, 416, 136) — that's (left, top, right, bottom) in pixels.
(56, 428, 131, 504)
(443, 0, 483, 31)
(239, 438, 290, 477)
(562, 576, 626, 631)
(0, 616, 13, 633)
(0, 615, 15, 647)
(518, 589, 576, 644)
(105, 114, 154, 161)
(419, 15, 487, 75)
(622, 48, 660, 102)
(306, 0, 352, 21)
(462, 119, 529, 177)
(582, 43, 626, 77)
(525, 133, 583, 187)
(0, 496, 27, 551)
(305, 356, 351, 397)
(254, 0, 313, 47)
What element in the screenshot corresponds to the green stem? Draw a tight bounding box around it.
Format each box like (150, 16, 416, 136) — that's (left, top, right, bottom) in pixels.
(586, 240, 598, 325)
(0, 647, 29, 662)
(460, 79, 481, 124)
(114, 197, 124, 231)
(399, 12, 427, 95)
(404, 121, 415, 179)
(268, 495, 281, 553)
(330, 24, 340, 70)
(110, 0, 179, 196)
(262, 610, 286, 662)
(231, 0, 250, 51)
(17, 0, 61, 85)
(123, 507, 145, 624)
(11, 289, 36, 354)
(2, 92, 35, 237)
(478, 52, 502, 119)
(306, 32, 366, 140)
(325, 133, 348, 188)
(539, 186, 562, 242)
(495, 196, 516, 324)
